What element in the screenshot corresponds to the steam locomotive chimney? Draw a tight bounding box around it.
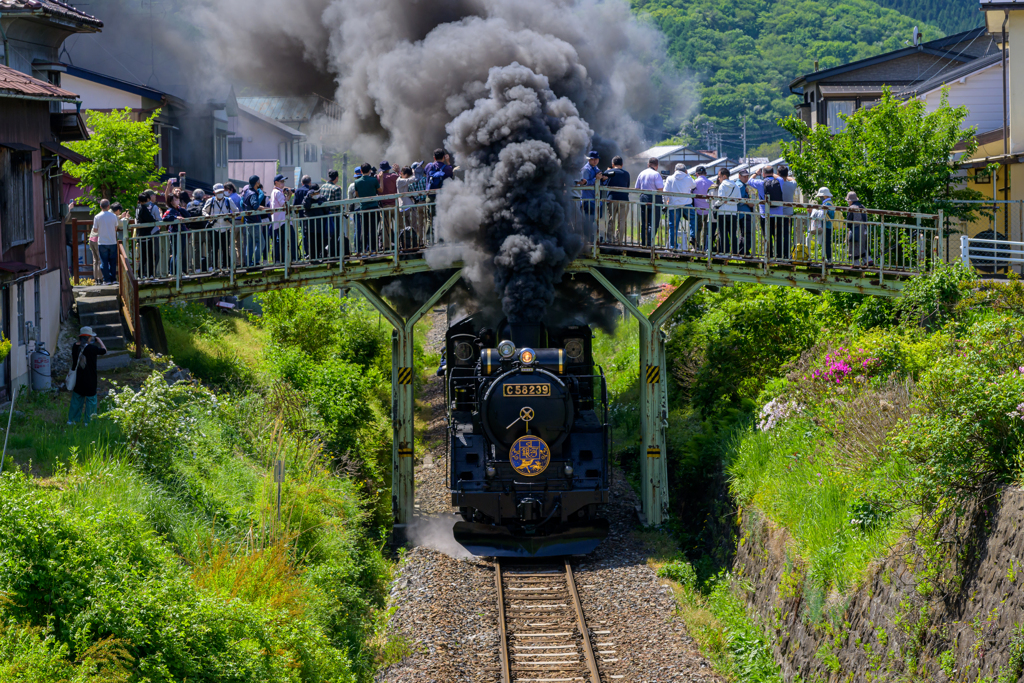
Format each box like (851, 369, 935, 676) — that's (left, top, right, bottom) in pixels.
(509, 322, 544, 349)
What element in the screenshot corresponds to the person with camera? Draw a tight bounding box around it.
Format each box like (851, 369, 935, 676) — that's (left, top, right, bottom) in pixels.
(579, 151, 605, 218)
(66, 327, 107, 426)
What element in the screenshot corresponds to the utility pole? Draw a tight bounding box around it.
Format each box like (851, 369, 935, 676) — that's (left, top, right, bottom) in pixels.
(742, 116, 747, 161)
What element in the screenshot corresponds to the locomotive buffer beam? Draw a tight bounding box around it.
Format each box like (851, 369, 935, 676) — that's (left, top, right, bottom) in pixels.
(350, 269, 464, 530)
(587, 269, 707, 526)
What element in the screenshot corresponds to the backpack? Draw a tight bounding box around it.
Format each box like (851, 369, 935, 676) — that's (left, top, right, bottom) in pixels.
(241, 190, 262, 212)
(427, 163, 448, 190)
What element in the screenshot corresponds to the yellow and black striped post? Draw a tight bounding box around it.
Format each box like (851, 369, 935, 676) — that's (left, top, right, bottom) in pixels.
(645, 365, 660, 384)
(350, 270, 464, 531)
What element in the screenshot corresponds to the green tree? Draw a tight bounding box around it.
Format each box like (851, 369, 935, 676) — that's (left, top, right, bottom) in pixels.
(778, 88, 985, 219)
(63, 108, 164, 210)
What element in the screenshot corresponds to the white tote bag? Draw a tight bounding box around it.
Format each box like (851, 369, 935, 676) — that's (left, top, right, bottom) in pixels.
(65, 347, 86, 391)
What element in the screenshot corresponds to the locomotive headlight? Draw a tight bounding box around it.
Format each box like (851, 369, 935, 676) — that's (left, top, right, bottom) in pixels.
(519, 348, 536, 365)
(564, 338, 584, 361)
(486, 466, 497, 479)
(454, 341, 475, 362)
(497, 340, 516, 359)
(563, 465, 573, 477)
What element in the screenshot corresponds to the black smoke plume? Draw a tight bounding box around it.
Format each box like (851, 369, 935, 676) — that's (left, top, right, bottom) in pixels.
(66, 0, 691, 325)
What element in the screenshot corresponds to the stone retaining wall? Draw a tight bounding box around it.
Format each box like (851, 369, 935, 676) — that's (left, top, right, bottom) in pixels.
(732, 488, 1024, 681)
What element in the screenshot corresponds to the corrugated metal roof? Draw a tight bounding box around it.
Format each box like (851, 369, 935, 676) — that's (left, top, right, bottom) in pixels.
(236, 96, 319, 122)
(896, 52, 1003, 99)
(0, 64, 78, 100)
(0, 0, 102, 28)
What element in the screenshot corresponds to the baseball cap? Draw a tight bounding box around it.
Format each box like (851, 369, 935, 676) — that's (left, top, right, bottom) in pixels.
(738, 168, 750, 176)
(695, 166, 707, 175)
(354, 168, 363, 178)
(213, 183, 225, 192)
(247, 175, 260, 187)
(587, 150, 600, 159)
(274, 174, 287, 182)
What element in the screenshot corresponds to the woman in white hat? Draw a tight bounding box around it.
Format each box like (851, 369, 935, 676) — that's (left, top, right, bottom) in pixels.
(809, 187, 836, 263)
(67, 327, 107, 426)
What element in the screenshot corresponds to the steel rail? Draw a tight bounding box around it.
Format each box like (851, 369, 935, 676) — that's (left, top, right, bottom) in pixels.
(496, 559, 512, 683)
(564, 559, 602, 683)
(496, 558, 602, 683)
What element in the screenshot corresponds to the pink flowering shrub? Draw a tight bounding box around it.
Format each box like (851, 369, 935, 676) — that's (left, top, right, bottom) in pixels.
(806, 346, 879, 388)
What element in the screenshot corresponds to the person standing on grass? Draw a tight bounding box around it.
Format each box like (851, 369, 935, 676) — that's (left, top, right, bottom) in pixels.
(67, 327, 107, 426)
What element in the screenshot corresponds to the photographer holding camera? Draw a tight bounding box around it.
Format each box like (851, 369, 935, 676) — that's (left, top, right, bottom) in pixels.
(66, 326, 107, 426)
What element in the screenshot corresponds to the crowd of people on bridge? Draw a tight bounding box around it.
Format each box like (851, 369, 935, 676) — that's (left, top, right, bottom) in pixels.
(88, 139, 881, 284)
(93, 148, 457, 279)
(578, 153, 874, 264)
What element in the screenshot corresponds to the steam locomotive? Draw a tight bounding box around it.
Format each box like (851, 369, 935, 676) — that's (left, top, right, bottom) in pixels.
(444, 316, 610, 557)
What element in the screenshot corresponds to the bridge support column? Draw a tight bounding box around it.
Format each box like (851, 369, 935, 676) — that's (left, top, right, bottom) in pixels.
(350, 270, 463, 530)
(588, 270, 706, 525)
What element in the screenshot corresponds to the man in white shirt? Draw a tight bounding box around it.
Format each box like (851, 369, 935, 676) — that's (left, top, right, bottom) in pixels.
(634, 157, 664, 247)
(93, 199, 120, 284)
(664, 163, 696, 250)
(269, 174, 288, 262)
(202, 183, 237, 270)
(714, 168, 743, 254)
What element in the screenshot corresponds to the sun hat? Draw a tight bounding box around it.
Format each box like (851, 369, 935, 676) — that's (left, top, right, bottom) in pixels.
(816, 187, 833, 198)
(846, 191, 859, 202)
(79, 326, 95, 337)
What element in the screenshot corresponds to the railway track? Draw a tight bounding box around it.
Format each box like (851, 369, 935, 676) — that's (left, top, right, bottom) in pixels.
(495, 559, 622, 683)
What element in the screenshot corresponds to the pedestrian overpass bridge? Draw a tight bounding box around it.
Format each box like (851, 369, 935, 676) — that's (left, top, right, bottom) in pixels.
(110, 188, 946, 528)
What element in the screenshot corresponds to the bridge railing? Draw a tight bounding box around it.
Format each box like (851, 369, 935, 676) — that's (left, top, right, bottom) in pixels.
(124, 186, 942, 287)
(124, 190, 441, 285)
(571, 186, 943, 274)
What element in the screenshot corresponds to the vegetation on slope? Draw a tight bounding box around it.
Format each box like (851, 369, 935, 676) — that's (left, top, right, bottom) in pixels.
(630, 0, 943, 155)
(871, 0, 982, 34)
(0, 289, 406, 682)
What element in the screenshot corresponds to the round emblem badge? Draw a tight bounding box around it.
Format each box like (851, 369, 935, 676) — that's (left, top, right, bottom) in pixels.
(509, 435, 551, 476)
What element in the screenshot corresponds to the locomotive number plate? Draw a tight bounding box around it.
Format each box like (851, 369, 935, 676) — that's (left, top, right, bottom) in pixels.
(503, 383, 550, 396)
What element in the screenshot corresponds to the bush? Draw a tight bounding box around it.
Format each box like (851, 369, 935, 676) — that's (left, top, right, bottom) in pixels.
(103, 370, 217, 475)
(658, 559, 698, 589)
(893, 262, 977, 329)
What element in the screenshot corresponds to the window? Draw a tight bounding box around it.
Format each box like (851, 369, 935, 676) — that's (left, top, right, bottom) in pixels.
(215, 132, 228, 168)
(157, 126, 176, 169)
(279, 141, 293, 167)
(0, 149, 35, 248)
(42, 150, 61, 223)
(303, 143, 319, 163)
(228, 136, 242, 160)
(16, 282, 24, 346)
(33, 275, 40, 335)
(827, 100, 855, 134)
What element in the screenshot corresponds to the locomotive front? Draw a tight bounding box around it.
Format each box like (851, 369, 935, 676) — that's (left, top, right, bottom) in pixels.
(446, 318, 610, 557)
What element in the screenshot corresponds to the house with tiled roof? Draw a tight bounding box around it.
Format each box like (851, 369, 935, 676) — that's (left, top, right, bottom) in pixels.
(0, 0, 100, 395)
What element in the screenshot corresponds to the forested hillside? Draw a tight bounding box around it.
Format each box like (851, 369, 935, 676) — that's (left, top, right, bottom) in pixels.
(872, 0, 982, 34)
(631, 0, 943, 155)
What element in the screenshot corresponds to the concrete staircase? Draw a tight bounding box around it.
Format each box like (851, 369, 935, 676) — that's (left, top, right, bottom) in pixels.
(73, 285, 131, 371)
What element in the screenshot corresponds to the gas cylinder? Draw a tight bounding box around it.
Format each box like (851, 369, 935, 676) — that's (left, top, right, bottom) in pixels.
(31, 341, 51, 390)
